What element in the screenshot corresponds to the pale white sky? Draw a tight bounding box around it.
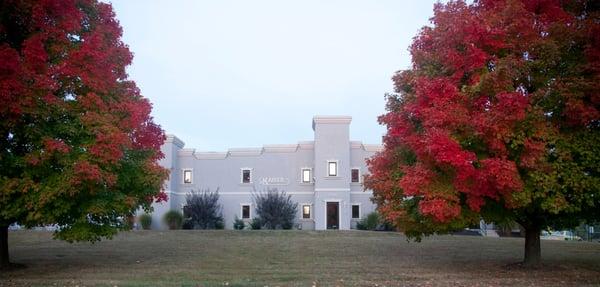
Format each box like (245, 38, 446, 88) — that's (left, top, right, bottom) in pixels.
(109, 1, 441, 151)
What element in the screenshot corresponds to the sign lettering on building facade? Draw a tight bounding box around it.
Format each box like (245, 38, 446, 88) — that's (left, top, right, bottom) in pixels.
(259, 177, 290, 186)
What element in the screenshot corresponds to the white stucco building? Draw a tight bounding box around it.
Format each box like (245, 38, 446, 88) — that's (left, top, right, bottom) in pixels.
(151, 115, 382, 230)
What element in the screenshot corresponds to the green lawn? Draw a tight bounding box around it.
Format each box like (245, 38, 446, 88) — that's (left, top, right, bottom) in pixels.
(1, 230, 599, 286)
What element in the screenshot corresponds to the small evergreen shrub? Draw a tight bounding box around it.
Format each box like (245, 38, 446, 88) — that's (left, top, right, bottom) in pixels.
(163, 210, 183, 230)
(215, 220, 225, 230)
(250, 218, 262, 230)
(182, 189, 224, 230)
(139, 213, 152, 230)
(356, 212, 394, 231)
(253, 188, 297, 230)
(233, 216, 245, 230)
(377, 219, 395, 231)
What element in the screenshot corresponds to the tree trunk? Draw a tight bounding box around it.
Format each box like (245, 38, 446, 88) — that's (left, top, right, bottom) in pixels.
(523, 226, 541, 267)
(0, 225, 9, 269)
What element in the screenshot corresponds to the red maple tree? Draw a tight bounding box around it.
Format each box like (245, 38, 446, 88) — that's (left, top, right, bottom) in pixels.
(365, 0, 599, 267)
(0, 0, 168, 269)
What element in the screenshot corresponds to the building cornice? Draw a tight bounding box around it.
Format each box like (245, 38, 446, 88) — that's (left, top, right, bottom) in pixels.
(312, 115, 352, 130)
(178, 148, 195, 156)
(263, 144, 298, 153)
(363, 144, 383, 152)
(194, 152, 228, 160)
(165, 134, 185, 148)
(297, 141, 315, 150)
(350, 141, 383, 152)
(176, 141, 381, 159)
(227, 148, 263, 157)
(176, 141, 317, 159)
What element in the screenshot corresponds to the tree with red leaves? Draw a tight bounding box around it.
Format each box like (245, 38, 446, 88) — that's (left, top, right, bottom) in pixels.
(365, 0, 599, 267)
(0, 0, 168, 269)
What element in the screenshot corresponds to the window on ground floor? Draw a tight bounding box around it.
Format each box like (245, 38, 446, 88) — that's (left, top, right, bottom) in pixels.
(302, 205, 311, 219)
(352, 205, 360, 219)
(241, 205, 250, 219)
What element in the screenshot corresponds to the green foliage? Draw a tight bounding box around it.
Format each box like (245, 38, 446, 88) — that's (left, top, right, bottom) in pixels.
(163, 211, 183, 230)
(356, 212, 395, 231)
(0, 0, 168, 264)
(215, 220, 224, 230)
(139, 214, 152, 230)
(253, 188, 297, 230)
(356, 212, 378, 231)
(249, 218, 262, 230)
(182, 189, 224, 230)
(365, 1, 600, 256)
(233, 216, 245, 230)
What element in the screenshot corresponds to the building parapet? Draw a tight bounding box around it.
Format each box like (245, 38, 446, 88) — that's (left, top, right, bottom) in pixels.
(176, 141, 382, 159)
(263, 144, 299, 153)
(351, 141, 383, 152)
(227, 148, 263, 157)
(312, 115, 352, 130)
(165, 134, 185, 148)
(363, 144, 383, 153)
(194, 152, 228, 160)
(298, 141, 315, 149)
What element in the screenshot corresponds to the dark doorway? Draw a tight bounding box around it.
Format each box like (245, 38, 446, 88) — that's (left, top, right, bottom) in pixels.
(326, 202, 339, 229)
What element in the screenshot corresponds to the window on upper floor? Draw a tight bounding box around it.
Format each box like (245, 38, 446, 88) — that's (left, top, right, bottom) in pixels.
(301, 168, 311, 183)
(183, 169, 193, 184)
(302, 205, 311, 219)
(241, 168, 252, 183)
(351, 168, 360, 183)
(327, 161, 337, 177)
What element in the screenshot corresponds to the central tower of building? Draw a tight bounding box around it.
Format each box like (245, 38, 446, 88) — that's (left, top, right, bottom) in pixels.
(312, 116, 352, 230)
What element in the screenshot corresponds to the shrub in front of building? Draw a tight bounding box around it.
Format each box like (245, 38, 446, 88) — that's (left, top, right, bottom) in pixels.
(357, 212, 380, 230)
(253, 188, 297, 230)
(250, 218, 262, 230)
(139, 214, 152, 230)
(356, 212, 394, 231)
(163, 210, 183, 230)
(233, 216, 245, 230)
(182, 189, 224, 230)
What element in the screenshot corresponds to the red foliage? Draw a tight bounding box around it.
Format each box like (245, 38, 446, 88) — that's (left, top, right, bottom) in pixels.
(419, 199, 461, 223)
(43, 138, 71, 154)
(154, 191, 169, 203)
(366, 0, 599, 229)
(0, 0, 170, 234)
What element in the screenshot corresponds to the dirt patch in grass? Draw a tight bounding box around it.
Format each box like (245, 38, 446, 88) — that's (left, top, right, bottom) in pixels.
(1, 230, 599, 286)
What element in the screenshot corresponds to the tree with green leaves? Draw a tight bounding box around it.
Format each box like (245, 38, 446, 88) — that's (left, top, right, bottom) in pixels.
(0, 0, 168, 269)
(365, 0, 599, 267)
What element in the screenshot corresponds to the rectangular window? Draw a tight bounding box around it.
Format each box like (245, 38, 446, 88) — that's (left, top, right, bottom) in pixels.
(183, 169, 192, 184)
(301, 168, 311, 183)
(242, 169, 252, 183)
(242, 205, 250, 219)
(352, 205, 360, 219)
(328, 161, 337, 177)
(302, 205, 311, 219)
(351, 168, 360, 183)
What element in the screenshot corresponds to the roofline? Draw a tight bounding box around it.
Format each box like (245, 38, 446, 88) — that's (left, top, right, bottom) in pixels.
(174, 140, 382, 160)
(312, 115, 352, 130)
(165, 134, 185, 148)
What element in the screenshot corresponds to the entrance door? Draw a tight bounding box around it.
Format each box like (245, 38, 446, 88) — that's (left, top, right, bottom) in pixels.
(326, 202, 339, 229)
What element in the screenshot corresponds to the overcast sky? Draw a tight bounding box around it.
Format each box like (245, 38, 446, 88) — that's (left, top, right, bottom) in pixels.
(109, 1, 440, 151)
